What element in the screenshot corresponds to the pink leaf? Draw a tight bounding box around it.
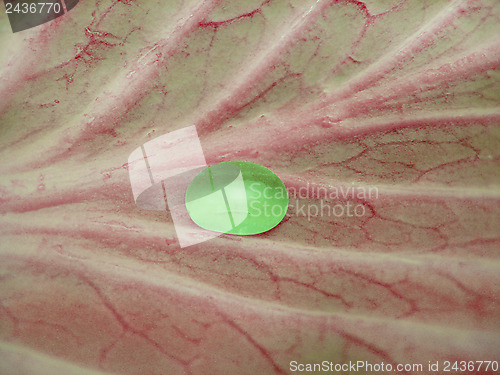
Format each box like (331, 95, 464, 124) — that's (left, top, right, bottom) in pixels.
(0, 0, 499, 374)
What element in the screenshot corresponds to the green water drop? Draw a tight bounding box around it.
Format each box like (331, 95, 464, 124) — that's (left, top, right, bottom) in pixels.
(185, 161, 288, 235)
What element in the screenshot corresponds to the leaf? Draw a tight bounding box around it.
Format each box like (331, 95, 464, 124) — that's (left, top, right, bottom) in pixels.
(0, 0, 499, 374)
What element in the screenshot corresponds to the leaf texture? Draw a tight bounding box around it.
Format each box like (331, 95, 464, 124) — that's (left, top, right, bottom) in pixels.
(0, 0, 499, 374)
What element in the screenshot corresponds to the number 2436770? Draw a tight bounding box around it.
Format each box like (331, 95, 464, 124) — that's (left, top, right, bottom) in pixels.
(5, 2, 61, 14)
(443, 360, 498, 372)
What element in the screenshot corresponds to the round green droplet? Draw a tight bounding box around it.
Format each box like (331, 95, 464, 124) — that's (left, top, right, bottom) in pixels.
(185, 161, 288, 235)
